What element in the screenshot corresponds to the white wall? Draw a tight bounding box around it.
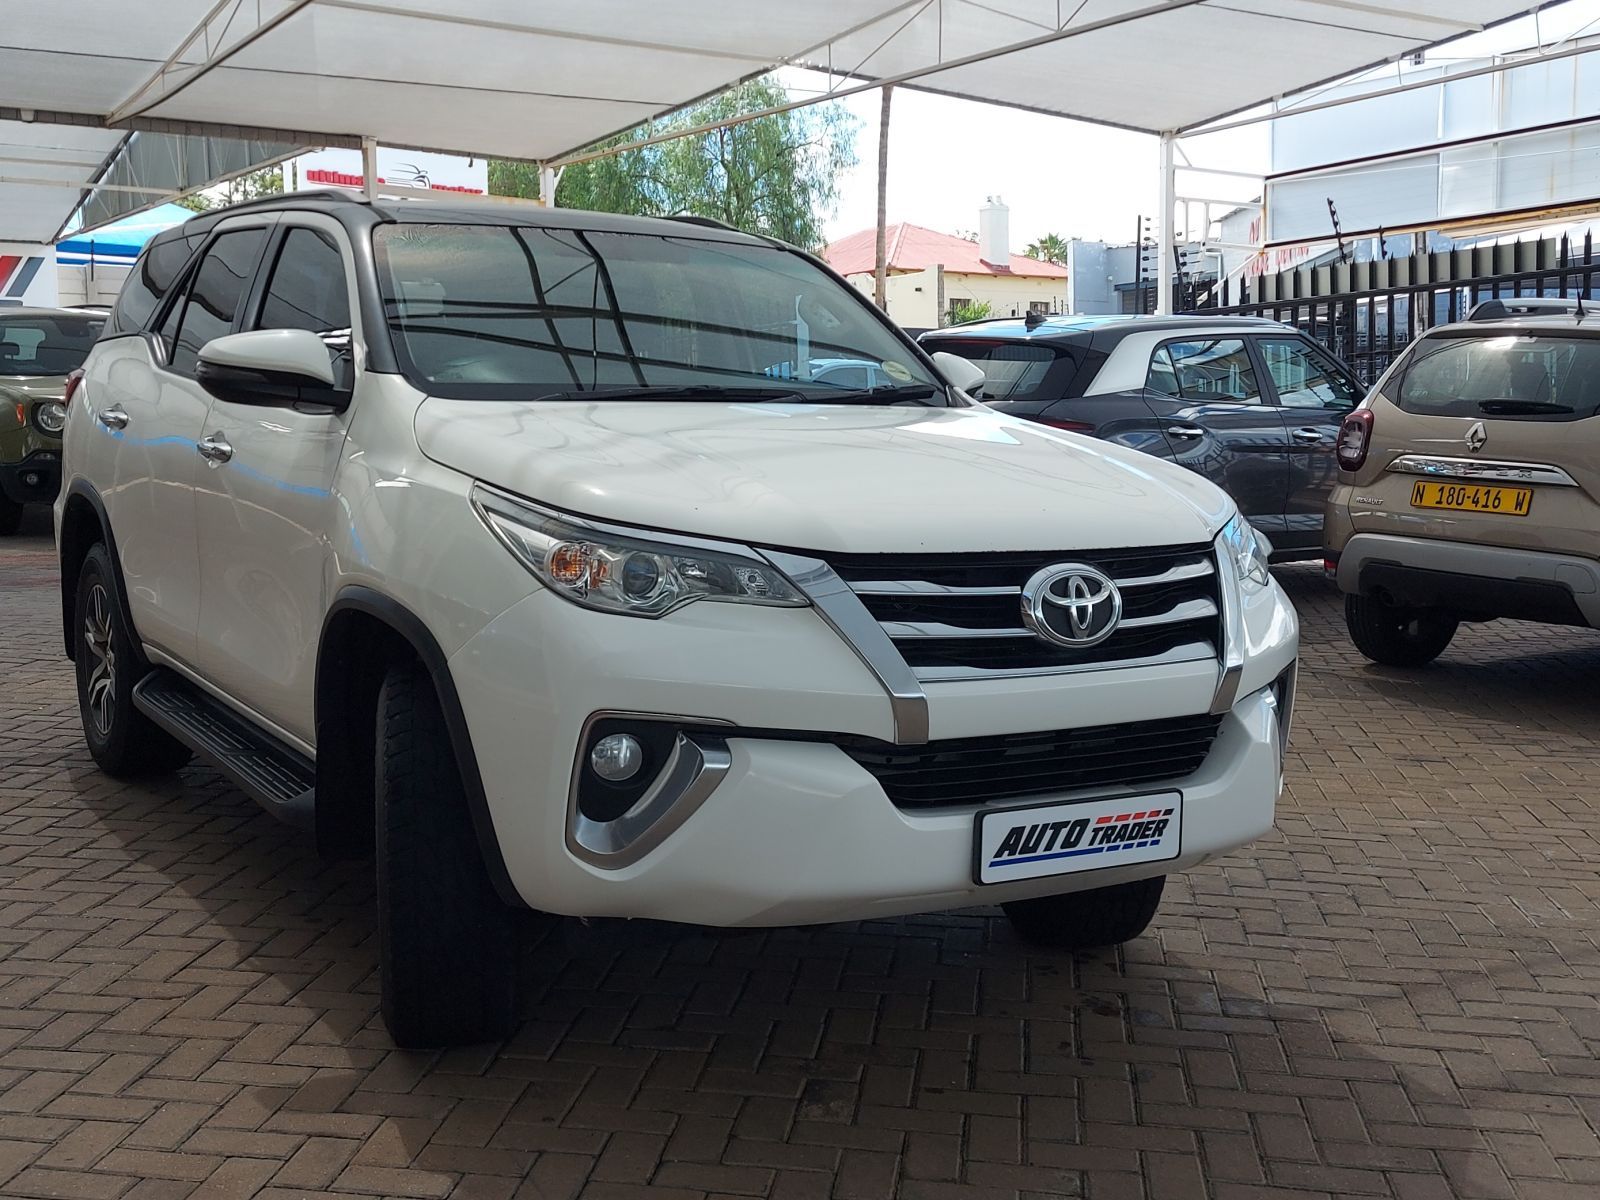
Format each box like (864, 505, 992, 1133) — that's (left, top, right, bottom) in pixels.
(58, 262, 130, 308)
(943, 272, 1064, 320)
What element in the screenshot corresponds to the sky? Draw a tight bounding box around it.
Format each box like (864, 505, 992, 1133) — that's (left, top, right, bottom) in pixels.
(791, 0, 1600, 252)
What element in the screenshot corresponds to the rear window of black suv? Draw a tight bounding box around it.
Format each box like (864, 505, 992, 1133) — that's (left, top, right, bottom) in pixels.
(1396, 330, 1600, 421)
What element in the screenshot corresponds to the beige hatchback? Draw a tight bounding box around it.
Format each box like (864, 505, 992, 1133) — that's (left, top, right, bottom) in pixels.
(1325, 298, 1600, 666)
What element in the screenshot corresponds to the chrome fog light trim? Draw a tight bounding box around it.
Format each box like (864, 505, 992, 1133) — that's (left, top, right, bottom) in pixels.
(569, 725, 732, 868)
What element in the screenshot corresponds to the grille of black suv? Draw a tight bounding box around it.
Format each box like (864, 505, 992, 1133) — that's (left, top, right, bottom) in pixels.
(824, 544, 1222, 680)
(839, 713, 1224, 810)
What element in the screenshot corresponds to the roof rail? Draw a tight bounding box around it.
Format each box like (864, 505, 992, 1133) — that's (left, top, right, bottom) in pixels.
(195, 188, 368, 218)
(666, 214, 738, 232)
(1467, 296, 1585, 320)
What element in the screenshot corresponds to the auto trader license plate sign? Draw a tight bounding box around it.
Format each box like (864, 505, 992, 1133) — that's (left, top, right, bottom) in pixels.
(1409, 480, 1532, 516)
(975, 792, 1182, 885)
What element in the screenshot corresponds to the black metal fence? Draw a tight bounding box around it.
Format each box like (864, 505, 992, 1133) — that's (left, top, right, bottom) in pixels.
(1185, 232, 1600, 384)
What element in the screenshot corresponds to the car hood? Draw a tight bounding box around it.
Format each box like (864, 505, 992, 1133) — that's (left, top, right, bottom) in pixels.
(414, 399, 1234, 554)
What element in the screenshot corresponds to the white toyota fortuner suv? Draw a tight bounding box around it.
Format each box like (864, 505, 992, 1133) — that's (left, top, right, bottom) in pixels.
(57, 194, 1297, 1046)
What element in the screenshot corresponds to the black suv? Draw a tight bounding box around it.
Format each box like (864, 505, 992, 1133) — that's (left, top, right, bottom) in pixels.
(921, 315, 1364, 561)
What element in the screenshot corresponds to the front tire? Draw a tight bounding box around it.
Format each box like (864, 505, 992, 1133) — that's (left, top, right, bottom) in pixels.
(376, 660, 519, 1048)
(73, 543, 191, 777)
(1003, 876, 1165, 950)
(1345, 594, 1458, 667)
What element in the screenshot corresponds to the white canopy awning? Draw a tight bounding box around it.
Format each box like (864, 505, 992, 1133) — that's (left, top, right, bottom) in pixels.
(0, 0, 1552, 240)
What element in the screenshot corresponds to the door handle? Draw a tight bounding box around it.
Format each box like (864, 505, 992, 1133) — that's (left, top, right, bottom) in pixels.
(195, 433, 234, 466)
(1291, 427, 1324, 443)
(97, 405, 129, 430)
(1166, 424, 1205, 440)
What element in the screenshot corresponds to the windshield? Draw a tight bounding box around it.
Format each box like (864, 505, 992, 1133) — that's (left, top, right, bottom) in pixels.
(0, 314, 104, 377)
(373, 224, 944, 403)
(1397, 333, 1600, 421)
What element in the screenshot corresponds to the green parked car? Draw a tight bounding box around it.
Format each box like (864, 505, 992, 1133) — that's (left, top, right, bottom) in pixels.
(0, 308, 104, 534)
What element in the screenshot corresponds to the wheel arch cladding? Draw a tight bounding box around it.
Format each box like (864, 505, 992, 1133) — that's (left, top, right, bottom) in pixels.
(315, 587, 523, 906)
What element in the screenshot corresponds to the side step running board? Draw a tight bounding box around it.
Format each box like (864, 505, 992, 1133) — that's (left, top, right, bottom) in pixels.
(132, 669, 315, 830)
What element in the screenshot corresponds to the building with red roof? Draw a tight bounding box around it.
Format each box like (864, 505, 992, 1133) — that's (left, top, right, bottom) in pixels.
(822, 199, 1066, 331)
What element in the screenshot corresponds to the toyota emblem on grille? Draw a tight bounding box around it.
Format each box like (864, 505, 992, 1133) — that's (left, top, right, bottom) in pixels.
(1021, 564, 1123, 648)
(1465, 421, 1488, 453)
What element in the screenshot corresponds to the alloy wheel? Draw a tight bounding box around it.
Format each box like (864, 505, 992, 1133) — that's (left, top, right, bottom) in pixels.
(83, 583, 116, 737)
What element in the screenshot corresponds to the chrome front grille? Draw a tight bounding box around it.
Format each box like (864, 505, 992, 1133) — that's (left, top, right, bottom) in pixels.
(824, 544, 1221, 680)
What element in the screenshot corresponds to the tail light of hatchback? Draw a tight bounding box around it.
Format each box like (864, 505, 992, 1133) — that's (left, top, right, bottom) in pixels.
(1335, 408, 1374, 471)
(63, 369, 85, 408)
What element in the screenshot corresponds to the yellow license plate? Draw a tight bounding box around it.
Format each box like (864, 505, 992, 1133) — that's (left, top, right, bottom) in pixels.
(1409, 480, 1533, 516)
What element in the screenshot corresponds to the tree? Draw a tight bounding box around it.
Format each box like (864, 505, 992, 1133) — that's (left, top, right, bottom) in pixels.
(488, 80, 857, 250)
(948, 299, 993, 325)
(176, 166, 284, 213)
(1026, 233, 1071, 265)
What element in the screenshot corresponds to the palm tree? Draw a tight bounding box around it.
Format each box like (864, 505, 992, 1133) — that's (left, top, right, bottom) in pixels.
(873, 85, 893, 310)
(1025, 233, 1071, 265)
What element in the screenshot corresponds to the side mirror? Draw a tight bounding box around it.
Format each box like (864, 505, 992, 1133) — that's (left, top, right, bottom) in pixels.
(196, 329, 347, 410)
(930, 350, 985, 394)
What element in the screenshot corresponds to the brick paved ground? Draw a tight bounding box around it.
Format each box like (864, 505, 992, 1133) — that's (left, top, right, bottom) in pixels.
(4, 504, 1600, 1200)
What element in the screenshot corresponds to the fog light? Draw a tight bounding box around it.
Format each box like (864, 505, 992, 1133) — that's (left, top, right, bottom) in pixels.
(590, 733, 644, 781)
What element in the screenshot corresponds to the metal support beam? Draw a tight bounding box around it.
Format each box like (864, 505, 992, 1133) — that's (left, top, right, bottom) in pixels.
(110, 0, 318, 126)
(362, 136, 379, 201)
(547, 0, 1208, 167)
(539, 165, 559, 208)
(1155, 131, 1176, 316)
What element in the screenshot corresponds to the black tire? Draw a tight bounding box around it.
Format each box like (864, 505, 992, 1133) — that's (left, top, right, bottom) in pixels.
(0, 496, 22, 536)
(1003, 876, 1165, 950)
(376, 660, 518, 1048)
(1344, 593, 1459, 667)
(73, 544, 192, 778)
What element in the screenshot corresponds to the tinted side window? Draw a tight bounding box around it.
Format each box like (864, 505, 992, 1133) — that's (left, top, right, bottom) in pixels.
(168, 229, 268, 376)
(255, 228, 353, 387)
(108, 234, 200, 335)
(1258, 338, 1360, 411)
(1147, 339, 1262, 404)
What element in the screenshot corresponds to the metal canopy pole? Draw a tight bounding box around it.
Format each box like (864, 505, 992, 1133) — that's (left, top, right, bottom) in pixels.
(362, 136, 378, 200)
(1155, 131, 1176, 316)
(539, 165, 558, 208)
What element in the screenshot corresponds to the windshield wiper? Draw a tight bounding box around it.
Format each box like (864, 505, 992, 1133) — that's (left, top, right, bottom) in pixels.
(532, 384, 809, 402)
(801, 384, 942, 406)
(1476, 398, 1574, 415)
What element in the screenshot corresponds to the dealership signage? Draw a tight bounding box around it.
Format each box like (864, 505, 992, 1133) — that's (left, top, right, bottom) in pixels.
(289, 147, 487, 198)
(0, 244, 57, 307)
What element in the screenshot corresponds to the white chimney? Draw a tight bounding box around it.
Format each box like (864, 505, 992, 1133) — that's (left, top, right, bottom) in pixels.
(978, 196, 1009, 267)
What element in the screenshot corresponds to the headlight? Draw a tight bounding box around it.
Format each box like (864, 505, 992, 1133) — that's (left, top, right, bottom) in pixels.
(1217, 513, 1271, 593)
(472, 485, 806, 618)
(33, 401, 66, 435)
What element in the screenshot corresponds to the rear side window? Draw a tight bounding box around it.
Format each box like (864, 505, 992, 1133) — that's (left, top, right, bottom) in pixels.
(917, 338, 1081, 402)
(166, 229, 268, 376)
(1148, 339, 1262, 404)
(1397, 334, 1600, 421)
(107, 234, 200, 335)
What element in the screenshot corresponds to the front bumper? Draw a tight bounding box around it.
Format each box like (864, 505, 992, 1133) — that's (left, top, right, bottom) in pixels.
(450, 576, 1297, 927)
(0, 449, 61, 504)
